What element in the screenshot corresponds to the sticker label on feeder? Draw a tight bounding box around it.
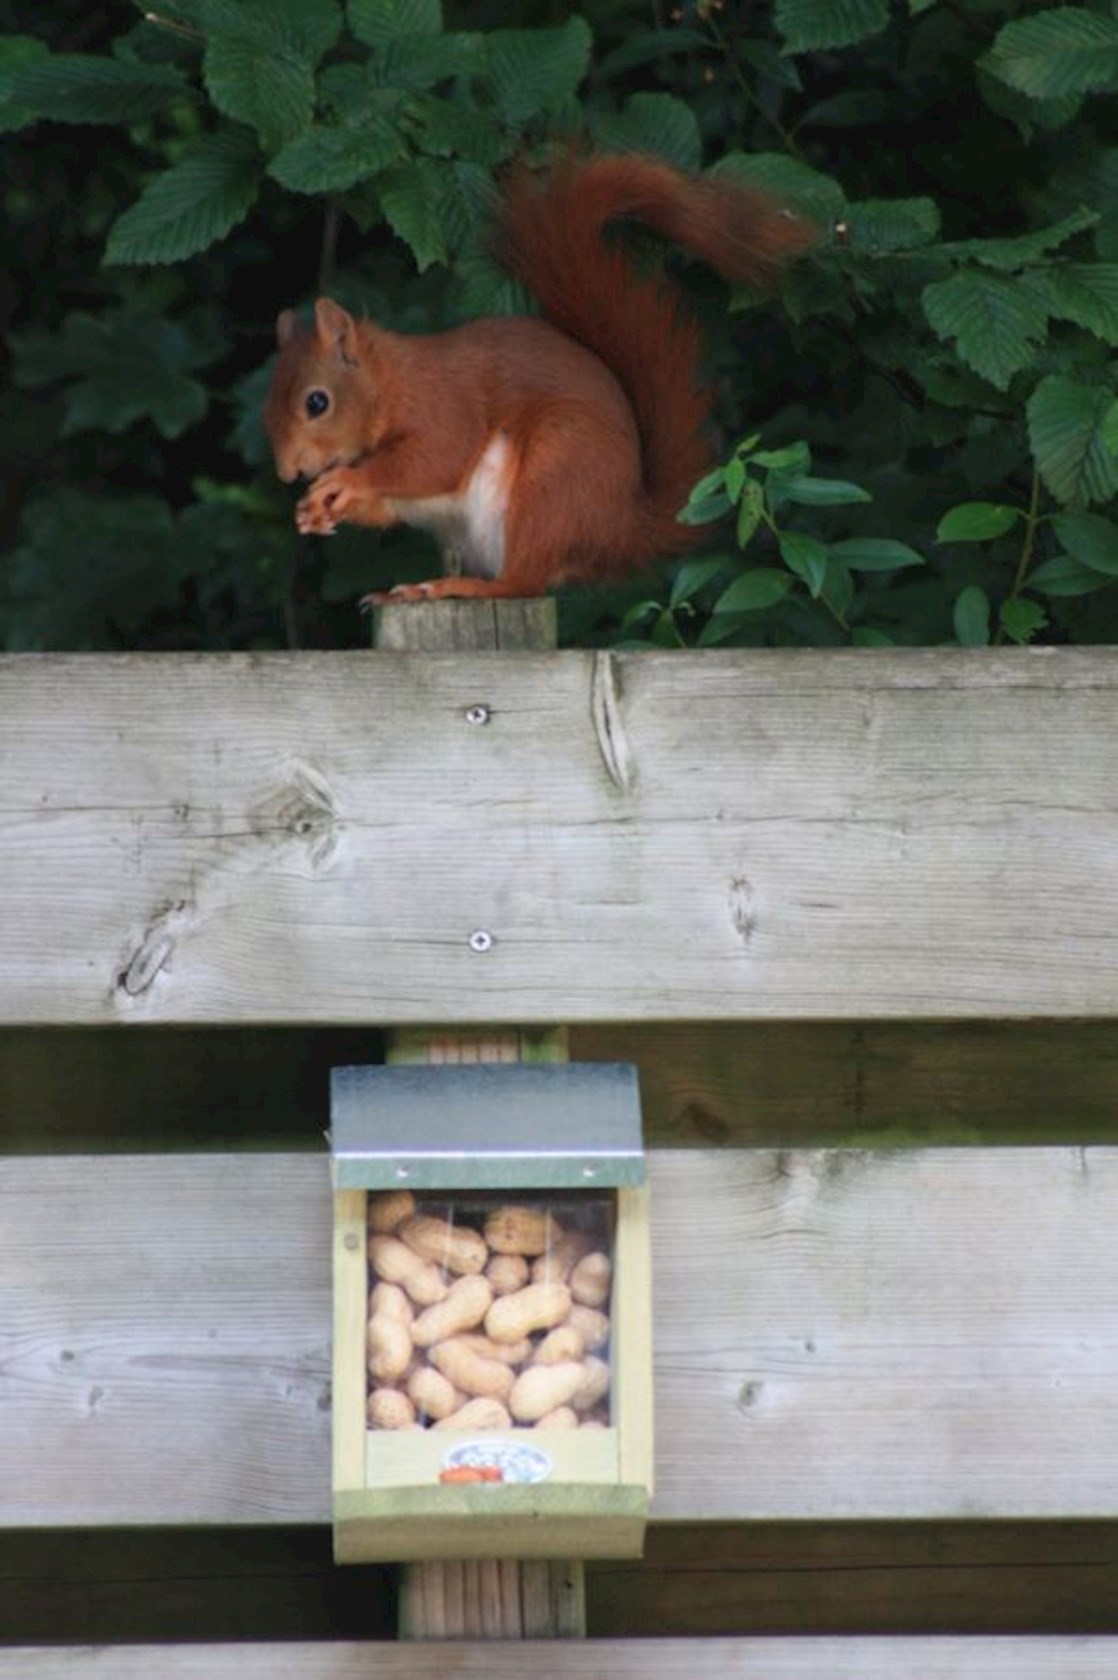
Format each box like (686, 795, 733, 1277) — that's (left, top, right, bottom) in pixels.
(439, 1440, 554, 1485)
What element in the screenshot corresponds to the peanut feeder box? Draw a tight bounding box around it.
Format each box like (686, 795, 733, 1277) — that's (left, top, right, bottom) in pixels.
(330, 1062, 653, 1562)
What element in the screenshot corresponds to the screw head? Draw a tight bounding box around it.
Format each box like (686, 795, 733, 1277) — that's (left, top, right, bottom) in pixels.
(465, 704, 491, 726)
(468, 929, 494, 954)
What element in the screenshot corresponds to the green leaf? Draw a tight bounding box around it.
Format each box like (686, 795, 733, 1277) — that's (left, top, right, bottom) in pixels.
(486, 17, 592, 125)
(998, 597, 1048, 643)
(105, 128, 262, 265)
(829, 538, 926, 571)
(710, 152, 844, 227)
(679, 468, 730, 526)
(954, 584, 991, 646)
(776, 0, 890, 52)
(269, 114, 402, 193)
(1050, 510, 1118, 575)
(750, 441, 812, 474)
(715, 568, 796, 613)
(8, 52, 190, 124)
(669, 556, 738, 608)
(779, 531, 829, 597)
(984, 10, 1118, 100)
(404, 94, 506, 166)
(376, 160, 449, 271)
(823, 557, 855, 620)
(593, 93, 702, 173)
(1027, 376, 1118, 504)
(736, 480, 766, 548)
(779, 475, 872, 506)
(840, 197, 940, 253)
(373, 32, 484, 90)
(724, 456, 747, 501)
(933, 209, 1098, 271)
(936, 502, 1021, 541)
(851, 627, 896, 646)
(205, 36, 314, 151)
(11, 308, 219, 439)
(174, 0, 342, 59)
(1029, 553, 1116, 595)
(797, 88, 895, 128)
(922, 269, 1048, 389)
(350, 0, 443, 46)
(738, 38, 802, 91)
(1026, 263, 1118, 345)
(0, 34, 48, 132)
(595, 27, 710, 80)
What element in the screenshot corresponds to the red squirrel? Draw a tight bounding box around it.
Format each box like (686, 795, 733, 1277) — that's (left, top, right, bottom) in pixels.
(263, 152, 817, 604)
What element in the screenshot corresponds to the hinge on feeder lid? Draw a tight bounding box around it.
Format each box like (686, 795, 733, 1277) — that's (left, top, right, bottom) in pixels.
(329, 1062, 645, 1192)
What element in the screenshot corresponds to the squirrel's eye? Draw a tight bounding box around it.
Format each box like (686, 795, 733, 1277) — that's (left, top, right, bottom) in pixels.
(305, 389, 330, 419)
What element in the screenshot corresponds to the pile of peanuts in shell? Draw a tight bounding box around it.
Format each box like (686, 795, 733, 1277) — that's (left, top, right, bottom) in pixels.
(365, 1189, 613, 1433)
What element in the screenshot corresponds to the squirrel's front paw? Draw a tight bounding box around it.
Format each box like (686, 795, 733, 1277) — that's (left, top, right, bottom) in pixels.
(295, 469, 354, 536)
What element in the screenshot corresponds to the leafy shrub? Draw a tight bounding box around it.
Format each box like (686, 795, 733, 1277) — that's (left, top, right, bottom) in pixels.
(3, 0, 1118, 650)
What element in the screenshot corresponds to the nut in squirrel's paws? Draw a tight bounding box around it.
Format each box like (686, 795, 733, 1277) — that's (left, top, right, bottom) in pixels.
(295, 470, 353, 536)
(360, 581, 442, 610)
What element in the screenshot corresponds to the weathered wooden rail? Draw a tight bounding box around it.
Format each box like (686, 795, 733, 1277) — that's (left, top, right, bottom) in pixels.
(3, 640, 1117, 1672)
(4, 1147, 1117, 1528)
(2, 647, 1117, 1023)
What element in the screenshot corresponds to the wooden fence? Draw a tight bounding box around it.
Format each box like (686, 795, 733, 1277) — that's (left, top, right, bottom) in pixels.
(2, 641, 1117, 1674)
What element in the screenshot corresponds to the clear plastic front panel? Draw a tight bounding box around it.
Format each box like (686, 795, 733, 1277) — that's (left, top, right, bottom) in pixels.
(365, 1189, 614, 1439)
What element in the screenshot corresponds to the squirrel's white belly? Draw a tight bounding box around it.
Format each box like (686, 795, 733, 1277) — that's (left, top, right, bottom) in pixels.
(387, 433, 510, 579)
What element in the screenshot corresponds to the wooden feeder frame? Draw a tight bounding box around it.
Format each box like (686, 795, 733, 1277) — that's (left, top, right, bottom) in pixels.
(330, 1061, 654, 1563)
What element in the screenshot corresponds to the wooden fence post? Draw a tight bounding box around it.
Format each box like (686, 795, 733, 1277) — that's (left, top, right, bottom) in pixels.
(374, 596, 587, 1641)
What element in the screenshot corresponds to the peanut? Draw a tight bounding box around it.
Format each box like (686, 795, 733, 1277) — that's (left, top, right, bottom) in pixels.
(399, 1214, 488, 1277)
(484, 1204, 563, 1256)
(430, 1337, 515, 1402)
(411, 1274, 493, 1348)
(532, 1325, 585, 1366)
(570, 1251, 612, 1309)
(572, 1355, 611, 1413)
(368, 1189, 416, 1234)
(566, 1303, 610, 1351)
(509, 1361, 585, 1423)
(453, 1331, 532, 1367)
(367, 1387, 416, 1429)
(485, 1281, 571, 1343)
(368, 1233, 448, 1307)
(535, 1406, 579, 1430)
(370, 1281, 413, 1326)
(407, 1366, 462, 1423)
(486, 1252, 530, 1295)
(367, 1314, 412, 1383)
(531, 1230, 592, 1285)
(432, 1396, 512, 1431)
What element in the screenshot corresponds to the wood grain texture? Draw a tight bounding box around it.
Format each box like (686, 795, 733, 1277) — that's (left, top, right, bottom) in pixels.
(4, 647, 1118, 1023)
(4, 1637, 1118, 1677)
(4, 1147, 1116, 1527)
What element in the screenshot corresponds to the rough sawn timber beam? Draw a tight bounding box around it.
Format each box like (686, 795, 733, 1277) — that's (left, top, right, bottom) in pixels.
(4, 1638, 1118, 1678)
(2, 646, 1117, 1023)
(3, 1147, 1117, 1528)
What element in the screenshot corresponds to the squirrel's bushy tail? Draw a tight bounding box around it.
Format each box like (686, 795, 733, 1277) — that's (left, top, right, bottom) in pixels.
(492, 152, 817, 559)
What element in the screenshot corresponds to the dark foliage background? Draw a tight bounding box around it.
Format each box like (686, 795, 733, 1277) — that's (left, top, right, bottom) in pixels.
(3, 0, 1118, 652)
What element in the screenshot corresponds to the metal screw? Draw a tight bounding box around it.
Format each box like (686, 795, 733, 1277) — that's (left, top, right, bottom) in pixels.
(468, 929, 494, 953)
(465, 704, 491, 726)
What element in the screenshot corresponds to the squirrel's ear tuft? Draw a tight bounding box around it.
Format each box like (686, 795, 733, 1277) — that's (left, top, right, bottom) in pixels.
(314, 297, 359, 367)
(276, 309, 299, 348)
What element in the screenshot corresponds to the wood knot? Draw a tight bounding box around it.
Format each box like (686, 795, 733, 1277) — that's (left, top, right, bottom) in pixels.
(729, 877, 756, 944)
